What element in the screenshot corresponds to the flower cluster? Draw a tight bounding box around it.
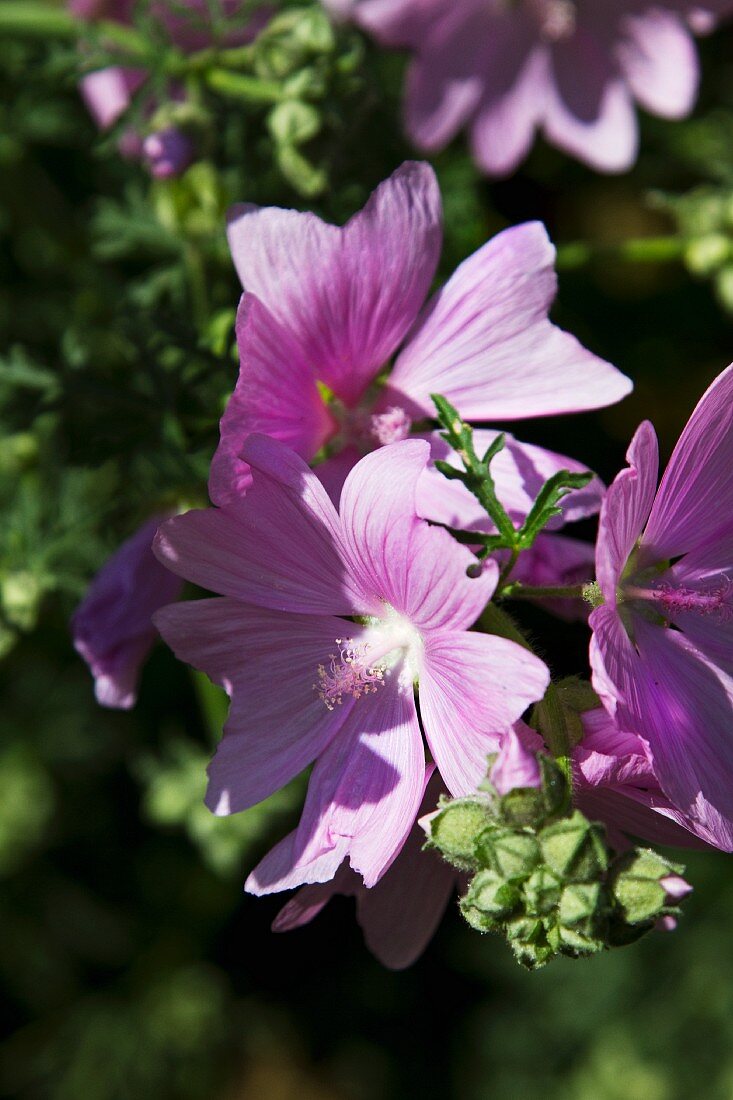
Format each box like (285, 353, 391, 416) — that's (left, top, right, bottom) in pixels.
(69, 90, 733, 963)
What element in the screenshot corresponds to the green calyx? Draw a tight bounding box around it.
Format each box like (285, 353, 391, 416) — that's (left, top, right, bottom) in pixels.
(426, 756, 691, 970)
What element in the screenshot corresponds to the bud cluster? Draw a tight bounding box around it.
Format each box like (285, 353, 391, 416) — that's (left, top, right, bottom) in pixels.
(425, 756, 690, 968)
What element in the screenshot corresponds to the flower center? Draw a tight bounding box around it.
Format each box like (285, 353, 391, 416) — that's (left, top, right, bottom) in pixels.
(326, 396, 413, 455)
(314, 610, 423, 709)
(316, 639, 386, 710)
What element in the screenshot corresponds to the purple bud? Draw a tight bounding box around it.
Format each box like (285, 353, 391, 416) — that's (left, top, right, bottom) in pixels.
(71, 515, 182, 709)
(490, 727, 542, 796)
(660, 874, 693, 903)
(142, 127, 195, 179)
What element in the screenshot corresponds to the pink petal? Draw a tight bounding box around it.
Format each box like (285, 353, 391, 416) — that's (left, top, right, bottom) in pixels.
(644, 364, 733, 560)
(209, 294, 336, 507)
(595, 421, 659, 598)
(401, 6, 491, 151)
(272, 770, 457, 969)
(415, 429, 603, 533)
(468, 28, 547, 178)
(80, 66, 145, 130)
(542, 27, 638, 173)
(618, 9, 698, 119)
(339, 441, 497, 630)
(154, 599, 354, 812)
(247, 676, 425, 892)
(314, 446, 362, 507)
(490, 726, 541, 794)
(155, 437, 363, 616)
(226, 162, 442, 406)
(387, 222, 630, 421)
(419, 631, 550, 796)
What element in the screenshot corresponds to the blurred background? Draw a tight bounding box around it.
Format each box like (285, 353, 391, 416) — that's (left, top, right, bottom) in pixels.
(2, 3, 733, 1097)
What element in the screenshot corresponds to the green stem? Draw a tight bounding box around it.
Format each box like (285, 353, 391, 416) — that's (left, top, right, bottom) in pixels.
(0, 1, 78, 37)
(556, 235, 686, 272)
(500, 582, 587, 601)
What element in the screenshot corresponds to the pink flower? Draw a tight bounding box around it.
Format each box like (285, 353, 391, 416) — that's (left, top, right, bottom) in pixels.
(153, 435, 549, 893)
(215, 162, 630, 531)
(589, 365, 733, 851)
(323, 1, 733, 175)
(272, 770, 459, 969)
(71, 515, 183, 709)
(142, 126, 195, 179)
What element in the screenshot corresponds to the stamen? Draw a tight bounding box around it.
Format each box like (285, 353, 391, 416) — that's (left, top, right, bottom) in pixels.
(626, 576, 733, 623)
(369, 406, 412, 447)
(315, 638, 386, 710)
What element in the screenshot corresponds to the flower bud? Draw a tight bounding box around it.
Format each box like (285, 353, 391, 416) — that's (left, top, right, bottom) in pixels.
(425, 798, 491, 869)
(460, 870, 521, 930)
(609, 849, 690, 926)
(1, 571, 43, 631)
(475, 825, 541, 880)
(558, 881, 607, 939)
(539, 810, 609, 882)
(522, 866, 563, 917)
(489, 727, 542, 796)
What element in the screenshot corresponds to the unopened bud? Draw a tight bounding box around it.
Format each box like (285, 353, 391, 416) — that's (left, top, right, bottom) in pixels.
(475, 825, 541, 880)
(609, 849, 689, 926)
(523, 866, 563, 917)
(558, 881, 607, 937)
(539, 810, 609, 882)
(1, 572, 43, 631)
(460, 870, 521, 930)
(426, 798, 491, 869)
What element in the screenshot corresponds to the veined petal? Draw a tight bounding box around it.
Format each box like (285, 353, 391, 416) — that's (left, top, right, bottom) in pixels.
(339, 441, 497, 630)
(209, 295, 336, 507)
(419, 631, 550, 796)
(247, 676, 425, 892)
(387, 222, 630, 421)
(226, 162, 442, 407)
(644, 363, 733, 559)
(415, 429, 603, 533)
(155, 436, 364, 615)
(154, 600, 354, 813)
(618, 9, 698, 119)
(595, 421, 659, 597)
(272, 770, 457, 969)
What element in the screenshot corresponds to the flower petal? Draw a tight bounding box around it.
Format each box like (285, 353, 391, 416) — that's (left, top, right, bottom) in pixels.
(247, 675, 425, 891)
(209, 295, 336, 507)
(419, 631, 550, 796)
(154, 599, 354, 813)
(643, 363, 733, 559)
(543, 33, 638, 172)
(595, 421, 659, 597)
(155, 436, 363, 615)
(339, 441, 497, 630)
(618, 9, 698, 119)
(226, 162, 442, 406)
(387, 222, 630, 421)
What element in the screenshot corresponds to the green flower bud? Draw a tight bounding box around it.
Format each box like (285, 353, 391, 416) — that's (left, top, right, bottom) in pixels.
(558, 881, 607, 936)
(609, 848, 687, 926)
(1, 571, 43, 631)
(475, 825, 541, 880)
(427, 798, 491, 870)
(523, 866, 563, 917)
(268, 100, 321, 147)
(505, 917, 554, 970)
(539, 810, 609, 882)
(460, 870, 521, 930)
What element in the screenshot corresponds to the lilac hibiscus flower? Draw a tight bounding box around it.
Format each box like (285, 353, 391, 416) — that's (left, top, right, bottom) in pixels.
(154, 435, 549, 892)
(72, 515, 183, 709)
(215, 161, 630, 534)
(323, 1, 733, 175)
(589, 364, 733, 851)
